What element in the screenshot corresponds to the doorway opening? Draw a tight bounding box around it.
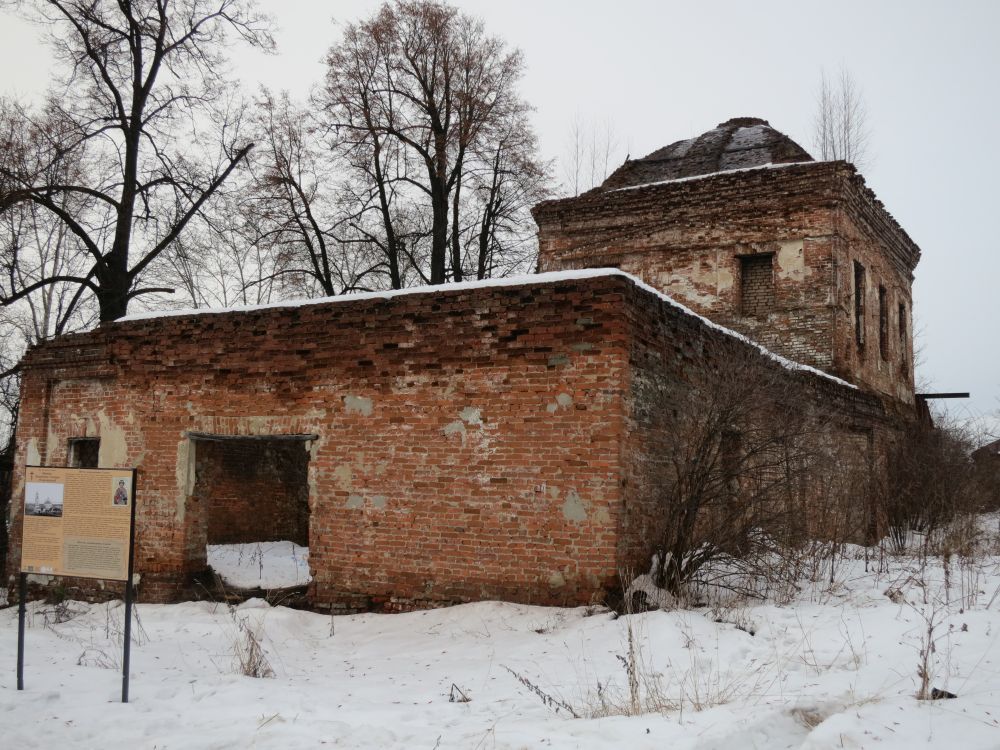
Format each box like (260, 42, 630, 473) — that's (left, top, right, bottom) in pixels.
(189, 433, 314, 593)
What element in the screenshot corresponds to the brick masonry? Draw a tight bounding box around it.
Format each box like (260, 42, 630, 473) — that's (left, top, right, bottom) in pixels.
(533, 161, 921, 405)
(6, 273, 904, 610)
(739, 254, 775, 317)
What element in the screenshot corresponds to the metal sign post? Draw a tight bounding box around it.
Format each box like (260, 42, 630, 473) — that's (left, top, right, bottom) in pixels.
(122, 475, 138, 703)
(16, 573, 26, 691)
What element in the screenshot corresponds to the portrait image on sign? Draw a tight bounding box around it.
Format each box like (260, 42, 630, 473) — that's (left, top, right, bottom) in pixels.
(112, 476, 131, 507)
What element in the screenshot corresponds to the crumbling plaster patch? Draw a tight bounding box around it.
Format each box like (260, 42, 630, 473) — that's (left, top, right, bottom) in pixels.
(345, 493, 388, 510)
(715, 249, 735, 293)
(459, 406, 482, 425)
(776, 239, 806, 281)
(333, 463, 354, 490)
(175, 437, 196, 522)
(444, 406, 486, 441)
(344, 395, 373, 416)
(656, 268, 719, 309)
(25, 438, 41, 466)
(546, 392, 574, 413)
(561, 489, 588, 522)
(97, 410, 130, 467)
(333, 454, 390, 498)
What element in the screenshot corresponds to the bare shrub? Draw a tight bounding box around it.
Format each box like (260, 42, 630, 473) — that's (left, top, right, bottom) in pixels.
(230, 607, 275, 679)
(708, 595, 756, 636)
(882, 422, 980, 554)
(77, 645, 120, 670)
(971, 439, 1000, 513)
(648, 348, 869, 600)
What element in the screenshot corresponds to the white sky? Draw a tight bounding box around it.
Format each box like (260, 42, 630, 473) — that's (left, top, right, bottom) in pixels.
(1, 0, 997, 430)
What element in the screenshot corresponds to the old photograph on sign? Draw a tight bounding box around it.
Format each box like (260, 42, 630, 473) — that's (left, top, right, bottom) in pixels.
(24, 481, 64, 518)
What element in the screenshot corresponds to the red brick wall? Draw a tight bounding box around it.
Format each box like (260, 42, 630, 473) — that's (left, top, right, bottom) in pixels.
(739, 254, 775, 317)
(831, 175, 917, 403)
(5, 272, 911, 610)
(7, 276, 630, 609)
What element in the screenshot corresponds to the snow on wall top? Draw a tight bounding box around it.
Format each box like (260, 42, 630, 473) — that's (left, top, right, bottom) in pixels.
(119, 268, 855, 390)
(608, 160, 817, 193)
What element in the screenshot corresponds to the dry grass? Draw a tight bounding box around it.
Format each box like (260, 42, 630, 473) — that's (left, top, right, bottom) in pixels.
(229, 607, 275, 679)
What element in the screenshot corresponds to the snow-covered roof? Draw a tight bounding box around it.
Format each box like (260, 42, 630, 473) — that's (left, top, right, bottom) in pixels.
(601, 117, 814, 191)
(120, 268, 854, 390)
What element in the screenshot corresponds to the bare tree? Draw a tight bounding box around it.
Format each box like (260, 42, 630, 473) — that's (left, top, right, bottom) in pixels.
(151, 192, 283, 309)
(882, 421, 981, 551)
(813, 66, 872, 170)
(0, 0, 274, 322)
(244, 90, 383, 297)
(0, 194, 94, 466)
(319, 15, 412, 290)
(0, 103, 99, 477)
(460, 114, 550, 279)
(561, 116, 623, 197)
(320, 0, 539, 285)
(651, 353, 808, 595)
(1, 107, 96, 338)
(0, 317, 21, 454)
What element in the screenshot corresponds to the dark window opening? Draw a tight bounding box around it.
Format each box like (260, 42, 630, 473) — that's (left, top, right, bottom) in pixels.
(68, 438, 100, 468)
(853, 261, 866, 348)
(192, 436, 311, 548)
(740, 254, 774, 316)
(898, 302, 908, 375)
(878, 285, 889, 361)
(721, 430, 743, 498)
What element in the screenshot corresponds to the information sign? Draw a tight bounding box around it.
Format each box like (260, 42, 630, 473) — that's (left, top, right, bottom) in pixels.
(17, 465, 138, 702)
(21, 466, 135, 581)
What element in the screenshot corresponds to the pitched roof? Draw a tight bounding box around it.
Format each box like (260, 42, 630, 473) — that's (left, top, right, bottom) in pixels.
(600, 117, 814, 191)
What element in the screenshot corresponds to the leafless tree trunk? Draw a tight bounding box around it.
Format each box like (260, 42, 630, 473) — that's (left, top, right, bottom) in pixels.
(235, 90, 383, 298)
(561, 116, 623, 197)
(813, 66, 872, 170)
(464, 117, 549, 279)
(0, 114, 98, 470)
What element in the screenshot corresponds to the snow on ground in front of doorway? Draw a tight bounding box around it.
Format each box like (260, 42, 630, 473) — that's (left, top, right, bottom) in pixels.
(207, 541, 312, 589)
(3, 519, 1000, 749)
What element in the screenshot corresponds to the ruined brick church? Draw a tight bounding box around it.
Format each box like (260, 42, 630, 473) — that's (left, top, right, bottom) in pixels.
(6, 118, 921, 610)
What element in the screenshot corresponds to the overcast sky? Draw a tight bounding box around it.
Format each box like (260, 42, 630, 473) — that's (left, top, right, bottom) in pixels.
(1, 0, 997, 431)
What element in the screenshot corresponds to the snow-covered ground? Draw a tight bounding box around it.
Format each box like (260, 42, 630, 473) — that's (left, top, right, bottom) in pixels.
(207, 541, 312, 589)
(3, 524, 1000, 749)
